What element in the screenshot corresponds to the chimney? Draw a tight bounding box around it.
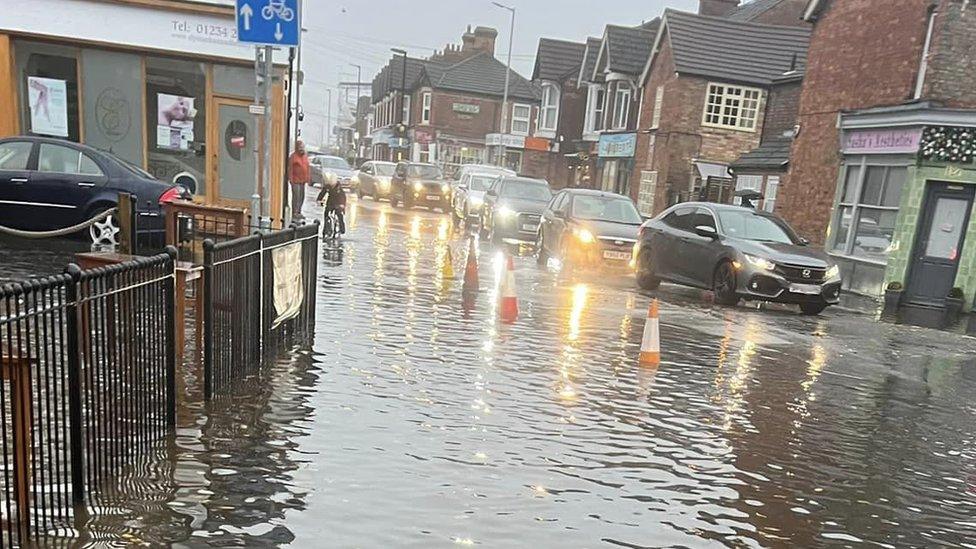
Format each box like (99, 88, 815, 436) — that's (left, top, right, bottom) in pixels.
(698, 0, 740, 16)
(462, 26, 497, 57)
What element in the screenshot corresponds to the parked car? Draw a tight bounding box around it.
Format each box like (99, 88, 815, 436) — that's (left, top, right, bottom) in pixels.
(452, 171, 503, 226)
(391, 162, 451, 211)
(354, 161, 397, 200)
(634, 202, 841, 315)
(310, 155, 355, 190)
(452, 163, 515, 182)
(537, 189, 642, 269)
(480, 176, 552, 245)
(0, 136, 186, 246)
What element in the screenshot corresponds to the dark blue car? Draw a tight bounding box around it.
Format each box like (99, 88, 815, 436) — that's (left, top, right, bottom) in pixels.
(0, 136, 184, 246)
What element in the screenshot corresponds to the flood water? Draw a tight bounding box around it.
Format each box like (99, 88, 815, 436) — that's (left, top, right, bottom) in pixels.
(4, 199, 976, 547)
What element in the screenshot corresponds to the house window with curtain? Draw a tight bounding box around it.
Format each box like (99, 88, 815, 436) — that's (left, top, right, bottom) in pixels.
(612, 86, 630, 130)
(832, 162, 907, 263)
(511, 103, 531, 135)
(538, 83, 559, 134)
(703, 83, 762, 131)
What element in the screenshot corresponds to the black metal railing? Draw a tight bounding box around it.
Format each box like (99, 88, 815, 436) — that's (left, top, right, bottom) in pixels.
(0, 252, 175, 546)
(203, 224, 318, 398)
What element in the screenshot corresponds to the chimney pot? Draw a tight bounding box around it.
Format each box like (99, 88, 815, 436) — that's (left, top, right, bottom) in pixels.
(698, 0, 740, 16)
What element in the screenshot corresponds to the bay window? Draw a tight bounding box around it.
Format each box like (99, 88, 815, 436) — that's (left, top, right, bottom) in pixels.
(583, 84, 605, 136)
(611, 85, 630, 130)
(538, 83, 559, 134)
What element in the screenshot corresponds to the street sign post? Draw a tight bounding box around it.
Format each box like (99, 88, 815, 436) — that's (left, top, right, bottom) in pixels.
(236, 0, 300, 47)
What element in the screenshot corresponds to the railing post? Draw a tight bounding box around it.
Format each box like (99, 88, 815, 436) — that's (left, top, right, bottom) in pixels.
(310, 221, 319, 338)
(163, 247, 177, 426)
(202, 239, 215, 400)
(64, 264, 85, 505)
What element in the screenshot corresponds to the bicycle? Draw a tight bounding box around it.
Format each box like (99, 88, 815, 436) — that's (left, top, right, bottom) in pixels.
(261, 0, 295, 22)
(322, 206, 342, 242)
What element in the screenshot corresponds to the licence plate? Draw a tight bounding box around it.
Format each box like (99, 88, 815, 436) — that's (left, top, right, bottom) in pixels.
(789, 283, 822, 295)
(426, 195, 440, 201)
(521, 224, 539, 232)
(603, 251, 631, 261)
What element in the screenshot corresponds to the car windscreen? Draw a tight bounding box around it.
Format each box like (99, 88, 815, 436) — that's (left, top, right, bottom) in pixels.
(499, 180, 552, 202)
(469, 175, 497, 192)
(374, 163, 395, 176)
(571, 195, 642, 224)
(407, 165, 443, 179)
(322, 157, 351, 170)
(717, 210, 795, 244)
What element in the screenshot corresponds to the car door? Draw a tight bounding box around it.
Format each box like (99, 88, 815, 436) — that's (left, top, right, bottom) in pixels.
(358, 162, 373, 194)
(25, 143, 109, 229)
(482, 178, 502, 228)
(656, 206, 696, 282)
(680, 207, 721, 287)
(549, 192, 571, 253)
(0, 140, 36, 229)
(539, 192, 563, 250)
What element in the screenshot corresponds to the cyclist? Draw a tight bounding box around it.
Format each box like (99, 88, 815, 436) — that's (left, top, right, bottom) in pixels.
(316, 179, 346, 236)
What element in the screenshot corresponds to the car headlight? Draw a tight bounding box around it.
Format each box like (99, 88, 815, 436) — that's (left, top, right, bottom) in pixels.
(743, 254, 776, 271)
(413, 182, 424, 192)
(441, 184, 450, 194)
(497, 206, 515, 219)
(574, 228, 596, 244)
(826, 264, 840, 279)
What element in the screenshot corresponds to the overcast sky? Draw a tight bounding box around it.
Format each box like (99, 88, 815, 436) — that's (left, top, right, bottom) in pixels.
(298, 0, 698, 147)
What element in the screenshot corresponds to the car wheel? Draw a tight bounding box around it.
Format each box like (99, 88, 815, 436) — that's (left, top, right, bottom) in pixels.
(89, 208, 121, 248)
(636, 251, 661, 290)
(536, 233, 549, 266)
(713, 261, 739, 306)
(800, 302, 829, 316)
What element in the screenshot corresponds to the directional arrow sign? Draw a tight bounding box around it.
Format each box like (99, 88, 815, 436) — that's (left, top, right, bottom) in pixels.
(236, 0, 299, 47)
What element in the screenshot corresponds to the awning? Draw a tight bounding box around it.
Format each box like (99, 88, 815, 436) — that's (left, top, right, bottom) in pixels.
(694, 161, 730, 180)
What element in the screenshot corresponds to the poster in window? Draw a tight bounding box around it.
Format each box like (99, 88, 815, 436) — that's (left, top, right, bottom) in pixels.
(27, 77, 69, 137)
(156, 93, 197, 150)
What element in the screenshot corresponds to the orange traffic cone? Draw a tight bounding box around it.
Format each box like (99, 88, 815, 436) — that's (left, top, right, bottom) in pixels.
(462, 239, 479, 295)
(639, 299, 660, 366)
(500, 255, 519, 323)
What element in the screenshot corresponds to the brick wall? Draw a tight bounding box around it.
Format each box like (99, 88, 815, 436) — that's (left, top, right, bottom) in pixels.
(778, 0, 931, 244)
(924, 1, 976, 108)
(557, 75, 586, 143)
(760, 79, 801, 142)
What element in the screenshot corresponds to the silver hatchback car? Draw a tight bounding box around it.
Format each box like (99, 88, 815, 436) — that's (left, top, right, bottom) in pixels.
(634, 202, 842, 315)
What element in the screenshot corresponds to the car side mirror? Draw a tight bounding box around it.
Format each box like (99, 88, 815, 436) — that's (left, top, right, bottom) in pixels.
(798, 237, 810, 246)
(695, 225, 718, 239)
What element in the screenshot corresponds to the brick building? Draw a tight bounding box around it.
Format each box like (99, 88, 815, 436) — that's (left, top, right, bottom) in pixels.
(778, 0, 976, 318)
(632, 9, 810, 216)
(527, 38, 587, 188)
(368, 26, 539, 174)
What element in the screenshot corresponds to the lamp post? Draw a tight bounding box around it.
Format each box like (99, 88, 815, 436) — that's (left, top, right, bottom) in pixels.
(492, 1, 515, 169)
(325, 88, 332, 151)
(391, 48, 408, 161)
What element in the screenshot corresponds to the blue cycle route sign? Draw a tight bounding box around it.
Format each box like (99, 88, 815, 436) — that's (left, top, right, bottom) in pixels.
(236, 0, 300, 47)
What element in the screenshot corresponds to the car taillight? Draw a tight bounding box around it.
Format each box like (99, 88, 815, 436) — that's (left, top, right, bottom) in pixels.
(159, 187, 182, 205)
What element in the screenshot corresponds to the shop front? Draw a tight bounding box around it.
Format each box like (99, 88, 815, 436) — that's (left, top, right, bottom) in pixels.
(0, 0, 288, 214)
(826, 105, 976, 325)
(486, 133, 525, 173)
(596, 132, 637, 196)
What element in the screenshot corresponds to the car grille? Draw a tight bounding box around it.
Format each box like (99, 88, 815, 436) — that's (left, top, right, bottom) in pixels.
(776, 264, 826, 282)
(598, 236, 637, 250)
(517, 213, 542, 227)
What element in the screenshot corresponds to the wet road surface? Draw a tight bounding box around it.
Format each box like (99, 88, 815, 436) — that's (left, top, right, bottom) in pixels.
(5, 198, 976, 547)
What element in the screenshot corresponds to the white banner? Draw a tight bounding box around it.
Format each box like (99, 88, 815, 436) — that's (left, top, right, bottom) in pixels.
(27, 77, 68, 137)
(272, 242, 304, 328)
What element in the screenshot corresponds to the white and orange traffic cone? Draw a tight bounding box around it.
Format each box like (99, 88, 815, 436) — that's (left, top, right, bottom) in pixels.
(499, 255, 519, 323)
(639, 299, 660, 366)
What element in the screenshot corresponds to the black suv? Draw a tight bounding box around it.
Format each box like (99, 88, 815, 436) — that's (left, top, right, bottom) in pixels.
(391, 162, 450, 211)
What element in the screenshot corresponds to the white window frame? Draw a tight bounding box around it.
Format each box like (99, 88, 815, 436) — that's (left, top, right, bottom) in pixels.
(421, 92, 432, 124)
(638, 170, 658, 216)
(402, 94, 411, 126)
(538, 82, 559, 134)
(612, 85, 630, 130)
(702, 83, 763, 132)
(733, 174, 763, 205)
(511, 103, 531, 136)
(651, 86, 664, 129)
(583, 84, 605, 137)
(763, 175, 779, 213)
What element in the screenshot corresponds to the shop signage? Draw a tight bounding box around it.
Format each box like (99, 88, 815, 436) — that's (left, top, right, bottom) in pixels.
(843, 128, 923, 154)
(524, 137, 551, 152)
(453, 103, 480, 114)
(1, 0, 288, 63)
(413, 127, 436, 144)
(486, 133, 525, 149)
(598, 133, 637, 158)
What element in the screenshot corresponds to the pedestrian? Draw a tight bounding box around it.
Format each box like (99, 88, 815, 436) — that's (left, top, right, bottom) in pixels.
(288, 139, 311, 221)
(317, 179, 347, 236)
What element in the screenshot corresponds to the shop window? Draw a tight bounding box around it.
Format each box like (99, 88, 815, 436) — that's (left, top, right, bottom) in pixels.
(504, 150, 522, 173)
(213, 65, 254, 97)
(82, 49, 144, 167)
(703, 83, 762, 131)
(832, 163, 907, 263)
(146, 57, 207, 195)
(15, 42, 80, 142)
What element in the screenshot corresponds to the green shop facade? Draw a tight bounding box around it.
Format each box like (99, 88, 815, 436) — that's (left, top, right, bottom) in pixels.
(827, 103, 976, 325)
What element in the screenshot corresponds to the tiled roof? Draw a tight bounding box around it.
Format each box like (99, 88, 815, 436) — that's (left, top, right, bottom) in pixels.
(532, 38, 586, 82)
(662, 9, 810, 86)
(578, 36, 602, 84)
(727, 0, 789, 21)
(731, 137, 792, 169)
(427, 52, 539, 101)
(604, 22, 658, 75)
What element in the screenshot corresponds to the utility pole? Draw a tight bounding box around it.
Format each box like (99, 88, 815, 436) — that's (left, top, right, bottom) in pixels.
(493, 2, 515, 169)
(293, 22, 306, 147)
(391, 48, 408, 162)
(325, 88, 332, 151)
(350, 63, 362, 158)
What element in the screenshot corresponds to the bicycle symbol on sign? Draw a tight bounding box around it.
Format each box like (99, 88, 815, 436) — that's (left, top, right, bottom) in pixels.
(261, 0, 294, 22)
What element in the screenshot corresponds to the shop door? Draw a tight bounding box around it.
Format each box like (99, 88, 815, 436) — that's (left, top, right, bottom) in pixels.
(905, 182, 975, 305)
(214, 99, 258, 208)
